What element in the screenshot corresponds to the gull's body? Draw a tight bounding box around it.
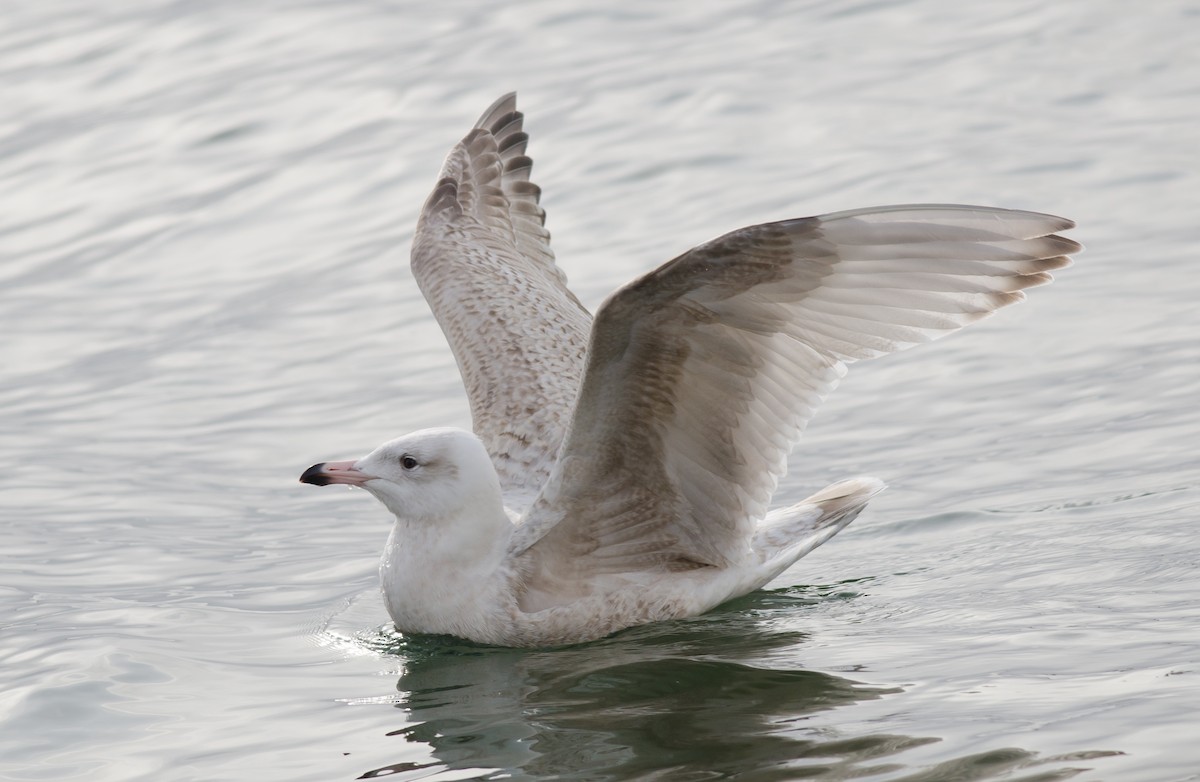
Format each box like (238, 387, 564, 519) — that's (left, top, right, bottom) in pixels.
(301, 94, 1079, 647)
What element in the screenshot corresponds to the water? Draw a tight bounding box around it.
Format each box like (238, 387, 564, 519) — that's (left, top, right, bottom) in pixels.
(3, 1, 1198, 779)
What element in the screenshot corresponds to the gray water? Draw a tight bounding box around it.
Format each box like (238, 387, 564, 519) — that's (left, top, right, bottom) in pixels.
(3, 1, 1199, 779)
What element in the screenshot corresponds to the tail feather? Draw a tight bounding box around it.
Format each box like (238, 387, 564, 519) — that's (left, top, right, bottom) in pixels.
(751, 477, 886, 585)
(806, 476, 886, 524)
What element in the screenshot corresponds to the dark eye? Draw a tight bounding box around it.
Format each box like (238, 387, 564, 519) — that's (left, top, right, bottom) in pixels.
(400, 455, 419, 470)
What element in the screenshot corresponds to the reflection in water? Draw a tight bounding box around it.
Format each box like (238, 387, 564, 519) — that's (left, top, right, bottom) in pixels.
(349, 591, 1123, 780)
(354, 592, 932, 779)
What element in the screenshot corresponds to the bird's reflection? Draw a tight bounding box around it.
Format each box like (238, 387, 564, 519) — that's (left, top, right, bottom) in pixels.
(355, 589, 933, 780)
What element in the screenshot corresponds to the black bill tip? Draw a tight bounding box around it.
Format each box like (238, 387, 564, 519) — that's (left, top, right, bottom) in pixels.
(299, 463, 331, 486)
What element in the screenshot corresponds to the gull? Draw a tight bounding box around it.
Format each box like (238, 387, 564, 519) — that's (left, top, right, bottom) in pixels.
(301, 93, 1079, 647)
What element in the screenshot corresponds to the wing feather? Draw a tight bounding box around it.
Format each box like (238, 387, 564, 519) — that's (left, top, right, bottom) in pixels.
(411, 94, 591, 509)
(513, 205, 1079, 595)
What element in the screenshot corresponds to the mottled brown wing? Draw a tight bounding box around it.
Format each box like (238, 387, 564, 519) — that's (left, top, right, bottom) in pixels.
(412, 94, 591, 510)
(513, 205, 1078, 588)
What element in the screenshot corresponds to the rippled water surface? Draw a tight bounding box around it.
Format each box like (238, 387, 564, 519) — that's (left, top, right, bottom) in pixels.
(4, 1, 1199, 780)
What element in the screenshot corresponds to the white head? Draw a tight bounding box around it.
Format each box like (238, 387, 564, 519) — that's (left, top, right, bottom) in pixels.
(300, 427, 503, 523)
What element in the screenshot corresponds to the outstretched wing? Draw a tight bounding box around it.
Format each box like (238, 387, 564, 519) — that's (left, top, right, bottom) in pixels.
(412, 94, 591, 510)
(513, 205, 1078, 588)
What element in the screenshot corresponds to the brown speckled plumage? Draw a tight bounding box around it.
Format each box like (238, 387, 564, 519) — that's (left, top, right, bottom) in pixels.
(412, 94, 591, 511)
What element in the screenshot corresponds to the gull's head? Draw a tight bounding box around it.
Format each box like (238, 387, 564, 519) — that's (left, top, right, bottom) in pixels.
(299, 427, 501, 522)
